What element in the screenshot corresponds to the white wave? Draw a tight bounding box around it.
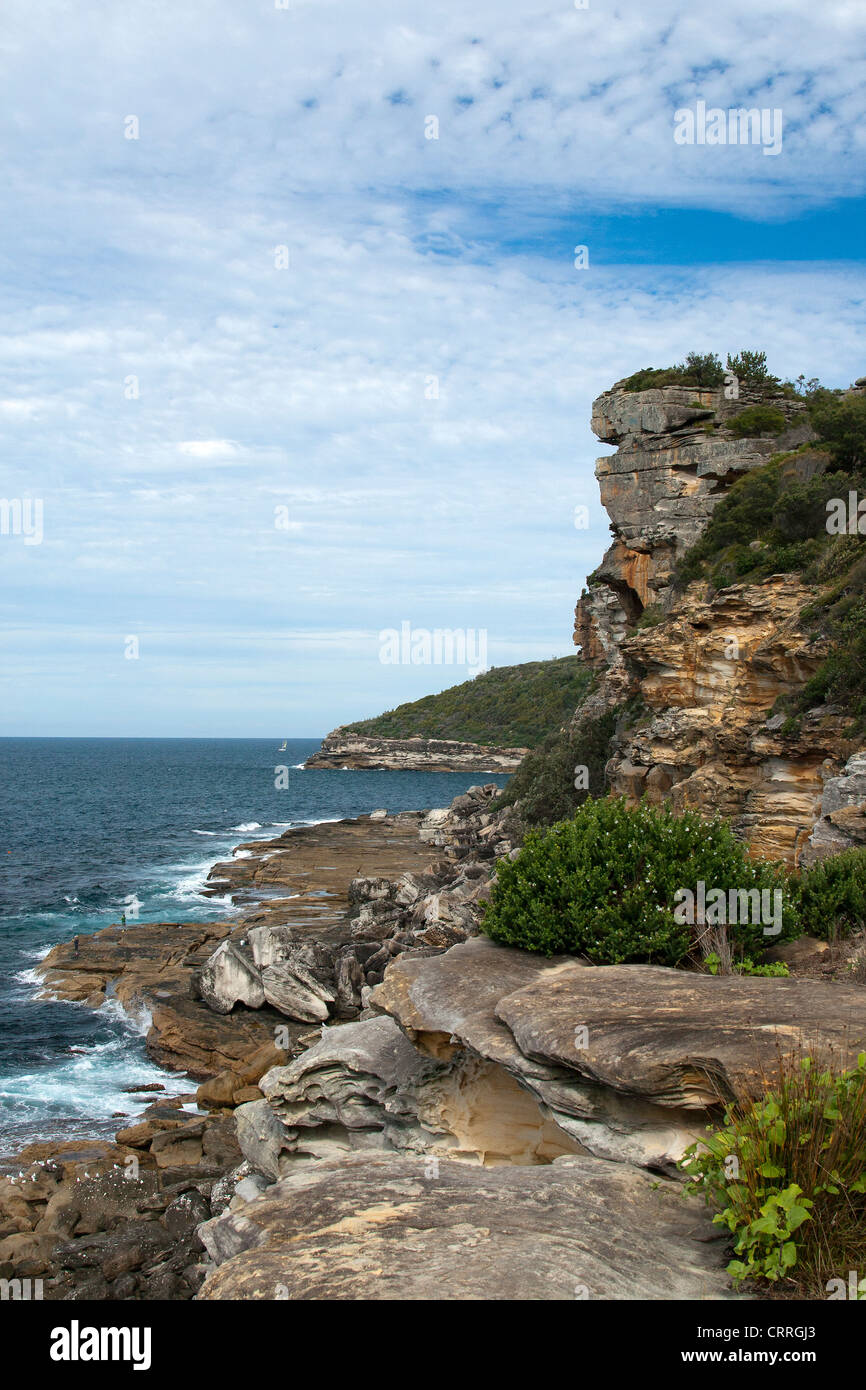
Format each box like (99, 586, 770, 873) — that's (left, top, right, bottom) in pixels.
(192, 829, 217, 836)
(21, 943, 53, 962)
(102, 993, 152, 1037)
(270, 816, 343, 830)
(62, 894, 80, 904)
(292, 762, 306, 769)
(13, 967, 43, 989)
(232, 849, 254, 859)
(0, 1026, 189, 1125)
(231, 821, 262, 832)
(154, 857, 234, 905)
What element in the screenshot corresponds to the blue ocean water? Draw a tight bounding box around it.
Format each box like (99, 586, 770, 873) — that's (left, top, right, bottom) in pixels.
(0, 737, 509, 1159)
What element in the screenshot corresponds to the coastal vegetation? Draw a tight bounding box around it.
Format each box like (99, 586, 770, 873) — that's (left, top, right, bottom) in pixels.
(680, 1053, 866, 1298)
(672, 392, 866, 728)
(480, 797, 797, 965)
(342, 656, 591, 749)
(481, 797, 866, 964)
(725, 404, 787, 438)
(491, 704, 620, 826)
(620, 349, 812, 397)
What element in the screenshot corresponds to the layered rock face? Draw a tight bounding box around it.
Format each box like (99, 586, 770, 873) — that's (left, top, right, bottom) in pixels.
(607, 576, 851, 862)
(305, 732, 527, 771)
(572, 381, 859, 863)
(225, 936, 866, 1183)
(196, 937, 866, 1300)
(578, 382, 812, 636)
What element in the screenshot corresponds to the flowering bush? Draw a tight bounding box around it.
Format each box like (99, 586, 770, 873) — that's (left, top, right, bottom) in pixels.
(480, 796, 797, 964)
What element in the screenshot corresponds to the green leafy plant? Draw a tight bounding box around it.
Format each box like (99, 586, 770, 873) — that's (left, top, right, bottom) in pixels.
(480, 796, 797, 964)
(704, 953, 790, 977)
(493, 707, 619, 828)
(795, 849, 866, 940)
(680, 1054, 866, 1296)
(726, 405, 787, 439)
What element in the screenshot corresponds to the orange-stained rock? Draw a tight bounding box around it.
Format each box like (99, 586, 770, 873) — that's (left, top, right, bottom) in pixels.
(571, 380, 858, 866)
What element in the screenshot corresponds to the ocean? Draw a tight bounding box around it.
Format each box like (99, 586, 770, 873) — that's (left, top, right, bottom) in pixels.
(0, 737, 509, 1161)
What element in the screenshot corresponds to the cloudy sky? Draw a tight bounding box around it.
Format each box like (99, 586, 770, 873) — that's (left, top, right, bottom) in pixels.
(1, 0, 864, 736)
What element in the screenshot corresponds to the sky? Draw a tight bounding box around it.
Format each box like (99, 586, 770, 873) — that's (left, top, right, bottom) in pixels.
(0, 0, 865, 736)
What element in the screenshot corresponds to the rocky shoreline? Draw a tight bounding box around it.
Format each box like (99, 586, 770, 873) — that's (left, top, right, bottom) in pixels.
(1, 789, 519, 1299)
(6, 375, 866, 1302)
(304, 731, 528, 771)
(5, 779, 863, 1301)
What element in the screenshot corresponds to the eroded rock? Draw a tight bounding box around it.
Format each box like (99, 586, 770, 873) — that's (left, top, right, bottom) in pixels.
(197, 1152, 734, 1301)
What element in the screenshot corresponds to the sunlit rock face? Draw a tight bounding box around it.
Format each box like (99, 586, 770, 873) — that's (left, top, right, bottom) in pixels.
(605, 576, 850, 863)
(583, 381, 812, 625)
(572, 381, 856, 866)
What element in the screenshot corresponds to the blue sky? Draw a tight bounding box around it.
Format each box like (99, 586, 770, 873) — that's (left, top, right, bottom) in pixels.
(1, 0, 865, 736)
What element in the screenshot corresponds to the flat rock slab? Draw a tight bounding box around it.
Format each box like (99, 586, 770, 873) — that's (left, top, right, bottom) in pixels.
(197, 1152, 735, 1301)
(370, 934, 577, 1073)
(36, 921, 289, 1079)
(207, 813, 435, 938)
(497, 963, 866, 1107)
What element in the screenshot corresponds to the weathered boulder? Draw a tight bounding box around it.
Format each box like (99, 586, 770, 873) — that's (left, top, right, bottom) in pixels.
(196, 1152, 734, 1301)
(248, 1016, 449, 1171)
(261, 962, 333, 1023)
(198, 941, 264, 1015)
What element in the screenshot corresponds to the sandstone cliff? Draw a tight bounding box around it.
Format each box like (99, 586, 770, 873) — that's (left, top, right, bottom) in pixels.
(305, 731, 527, 771)
(573, 379, 859, 864)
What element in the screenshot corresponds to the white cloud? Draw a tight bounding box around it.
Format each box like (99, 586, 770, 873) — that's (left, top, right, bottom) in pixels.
(0, 1, 864, 732)
(177, 440, 240, 461)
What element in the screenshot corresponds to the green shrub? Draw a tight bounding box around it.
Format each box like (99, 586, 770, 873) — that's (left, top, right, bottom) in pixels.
(680, 352, 726, 387)
(796, 849, 866, 940)
(675, 456, 866, 596)
(480, 796, 797, 964)
(680, 1054, 866, 1296)
(635, 602, 664, 629)
(726, 406, 787, 439)
(494, 708, 619, 828)
(791, 552, 866, 726)
(621, 352, 725, 393)
(810, 393, 866, 470)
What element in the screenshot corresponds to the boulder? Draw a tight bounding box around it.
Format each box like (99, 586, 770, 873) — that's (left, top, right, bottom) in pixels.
(149, 1121, 207, 1169)
(198, 940, 264, 1015)
(261, 962, 333, 1022)
(196, 1070, 241, 1110)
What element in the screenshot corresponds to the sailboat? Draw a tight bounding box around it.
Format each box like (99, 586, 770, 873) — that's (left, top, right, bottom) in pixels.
(278, 739, 287, 751)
